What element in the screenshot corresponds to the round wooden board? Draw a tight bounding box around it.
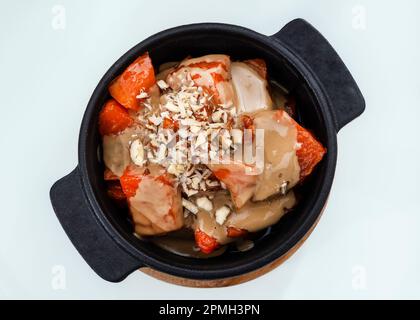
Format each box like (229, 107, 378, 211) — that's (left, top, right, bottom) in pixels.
(140, 203, 325, 288)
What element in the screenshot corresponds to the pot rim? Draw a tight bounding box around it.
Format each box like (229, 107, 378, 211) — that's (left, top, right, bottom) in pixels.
(78, 22, 337, 280)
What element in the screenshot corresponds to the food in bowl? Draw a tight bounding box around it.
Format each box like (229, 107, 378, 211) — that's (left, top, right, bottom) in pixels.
(99, 52, 326, 257)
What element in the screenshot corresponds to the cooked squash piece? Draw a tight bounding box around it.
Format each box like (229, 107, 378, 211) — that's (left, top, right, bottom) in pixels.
(99, 99, 134, 136)
(109, 52, 156, 110)
(209, 162, 259, 209)
(226, 192, 296, 233)
(194, 229, 220, 254)
(243, 58, 267, 79)
(119, 165, 144, 198)
(192, 191, 296, 253)
(231, 62, 272, 113)
(208, 110, 326, 205)
(166, 54, 235, 106)
(102, 129, 133, 177)
(252, 110, 300, 201)
(274, 110, 326, 180)
(226, 226, 248, 238)
(120, 165, 184, 236)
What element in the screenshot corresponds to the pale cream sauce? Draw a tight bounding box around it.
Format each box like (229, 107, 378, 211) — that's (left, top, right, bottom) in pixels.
(227, 191, 296, 232)
(193, 191, 295, 245)
(103, 129, 134, 177)
(129, 164, 184, 236)
(231, 62, 272, 113)
(252, 110, 300, 201)
(207, 161, 259, 209)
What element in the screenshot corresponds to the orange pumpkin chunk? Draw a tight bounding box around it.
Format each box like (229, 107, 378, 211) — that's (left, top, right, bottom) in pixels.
(194, 229, 219, 254)
(98, 99, 134, 135)
(119, 166, 142, 198)
(109, 52, 156, 110)
(227, 227, 248, 238)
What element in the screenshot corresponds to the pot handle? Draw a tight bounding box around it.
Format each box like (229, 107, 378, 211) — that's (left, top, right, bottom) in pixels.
(50, 167, 143, 282)
(272, 19, 365, 132)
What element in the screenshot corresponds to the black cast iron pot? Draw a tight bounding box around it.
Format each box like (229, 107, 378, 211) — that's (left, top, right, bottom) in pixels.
(50, 19, 365, 283)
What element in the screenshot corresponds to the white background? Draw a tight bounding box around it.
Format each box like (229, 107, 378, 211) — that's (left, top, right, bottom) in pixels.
(0, 0, 419, 299)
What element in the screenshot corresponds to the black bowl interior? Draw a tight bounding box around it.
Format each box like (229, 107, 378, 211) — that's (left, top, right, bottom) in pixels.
(82, 27, 333, 278)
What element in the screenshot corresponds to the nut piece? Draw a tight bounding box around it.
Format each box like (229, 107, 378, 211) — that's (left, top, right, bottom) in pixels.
(130, 139, 145, 166)
(280, 181, 288, 195)
(157, 80, 169, 90)
(167, 163, 186, 176)
(136, 91, 149, 99)
(211, 110, 223, 122)
(196, 196, 213, 212)
(149, 115, 162, 126)
(182, 198, 198, 215)
(215, 206, 231, 225)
